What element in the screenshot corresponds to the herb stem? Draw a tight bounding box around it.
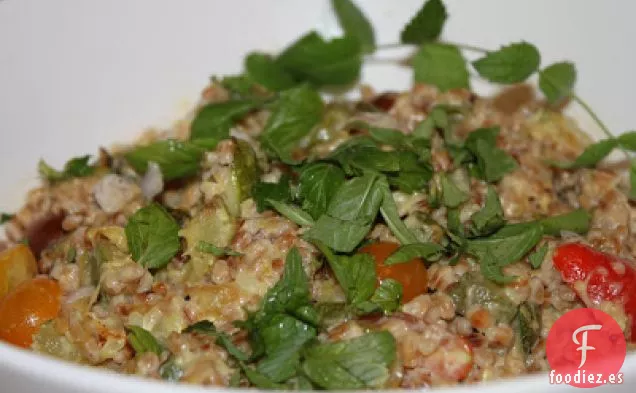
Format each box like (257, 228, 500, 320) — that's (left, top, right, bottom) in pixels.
(376, 41, 489, 54)
(440, 40, 490, 54)
(572, 94, 630, 159)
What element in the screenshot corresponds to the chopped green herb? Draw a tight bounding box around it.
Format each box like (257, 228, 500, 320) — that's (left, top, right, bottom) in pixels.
(190, 99, 263, 143)
(480, 249, 517, 285)
(314, 242, 376, 306)
(327, 173, 383, 222)
(38, 155, 96, 183)
(266, 199, 315, 227)
(528, 243, 548, 269)
(617, 131, 636, 151)
(305, 216, 371, 253)
(298, 163, 346, 219)
(196, 241, 242, 257)
(465, 127, 518, 182)
(378, 178, 419, 245)
(548, 138, 618, 169)
(367, 278, 402, 313)
(126, 326, 163, 356)
(440, 172, 469, 208)
(184, 320, 249, 362)
(0, 213, 14, 224)
(538, 208, 591, 236)
(260, 84, 324, 163)
(217, 74, 257, 98)
(257, 313, 317, 382)
(125, 139, 205, 181)
(252, 174, 292, 213)
(125, 203, 180, 269)
(469, 186, 505, 236)
(630, 159, 636, 201)
(466, 222, 543, 267)
(302, 332, 396, 389)
(384, 243, 444, 265)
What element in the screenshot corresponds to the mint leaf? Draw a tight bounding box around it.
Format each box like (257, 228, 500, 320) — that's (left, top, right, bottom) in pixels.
(184, 320, 249, 361)
(261, 248, 314, 318)
(472, 42, 541, 84)
(400, 0, 447, 44)
(365, 125, 407, 147)
(440, 172, 469, 208)
(190, 99, 262, 143)
(469, 185, 505, 236)
(245, 52, 297, 91)
(618, 131, 636, 151)
(331, 0, 376, 54)
(466, 222, 543, 267)
(314, 241, 376, 305)
(549, 138, 618, 169)
(387, 151, 432, 193)
(125, 139, 205, 181)
(480, 249, 517, 285)
(252, 174, 292, 213)
(539, 62, 577, 105)
(331, 141, 401, 174)
(298, 163, 346, 219)
(413, 43, 470, 91)
(242, 366, 286, 389)
(38, 155, 95, 183)
(528, 243, 548, 269)
(266, 199, 315, 227)
(126, 326, 163, 356)
(384, 243, 444, 265)
(378, 178, 419, 245)
(465, 127, 518, 182)
(125, 203, 180, 269)
(257, 314, 317, 382)
(196, 241, 242, 257)
(359, 278, 403, 314)
(0, 213, 14, 224)
(260, 84, 324, 163)
(277, 32, 362, 87)
(538, 208, 590, 236)
(302, 332, 396, 389)
(217, 74, 256, 98)
(327, 173, 383, 222)
(305, 216, 371, 253)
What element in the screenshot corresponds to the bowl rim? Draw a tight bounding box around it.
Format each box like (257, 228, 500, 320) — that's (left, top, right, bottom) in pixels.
(1, 340, 634, 392)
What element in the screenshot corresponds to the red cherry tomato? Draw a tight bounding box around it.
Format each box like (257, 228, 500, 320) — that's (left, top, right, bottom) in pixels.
(553, 243, 636, 341)
(359, 242, 428, 303)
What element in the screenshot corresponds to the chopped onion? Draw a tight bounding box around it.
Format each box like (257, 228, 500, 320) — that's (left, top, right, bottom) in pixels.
(141, 161, 164, 200)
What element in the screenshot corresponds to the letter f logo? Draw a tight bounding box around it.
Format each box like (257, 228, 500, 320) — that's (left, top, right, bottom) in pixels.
(572, 324, 602, 368)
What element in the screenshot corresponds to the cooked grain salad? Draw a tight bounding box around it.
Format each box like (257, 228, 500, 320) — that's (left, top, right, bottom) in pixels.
(1, 0, 636, 389)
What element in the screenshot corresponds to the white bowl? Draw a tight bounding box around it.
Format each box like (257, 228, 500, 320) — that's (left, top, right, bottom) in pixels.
(0, 1, 634, 392)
